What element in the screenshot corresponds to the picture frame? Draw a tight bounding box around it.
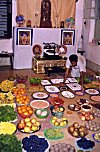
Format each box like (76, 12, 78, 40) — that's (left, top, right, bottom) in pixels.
(16, 28, 33, 46)
(61, 29, 75, 46)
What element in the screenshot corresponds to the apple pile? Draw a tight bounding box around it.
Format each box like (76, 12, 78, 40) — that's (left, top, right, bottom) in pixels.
(17, 105, 33, 118)
(17, 118, 41, 133)
(78, 111, 94, 121)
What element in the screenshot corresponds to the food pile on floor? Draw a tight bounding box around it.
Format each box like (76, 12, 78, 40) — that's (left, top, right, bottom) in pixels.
(0, 76, 100, 152)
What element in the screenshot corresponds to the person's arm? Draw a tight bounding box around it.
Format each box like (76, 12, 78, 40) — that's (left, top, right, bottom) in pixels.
(64, 67, 71, 82)
(80, 71, 84, 86)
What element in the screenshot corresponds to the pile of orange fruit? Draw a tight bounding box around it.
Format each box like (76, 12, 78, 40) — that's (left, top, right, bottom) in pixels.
(17, 105, 33, 118)
(12, 88, 26, 96)
(16, 95, 30, 105)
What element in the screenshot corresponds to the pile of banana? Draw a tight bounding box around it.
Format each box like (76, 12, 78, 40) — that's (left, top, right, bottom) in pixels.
(0, 80, 14, 92)
(0, 91, 15, 105)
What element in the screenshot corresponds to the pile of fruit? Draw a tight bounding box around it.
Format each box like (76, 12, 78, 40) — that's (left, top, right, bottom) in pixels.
(17, 105, 33, 118)
(12, 87, 26, 96)
(50, 143, 75, 152)
(77, 111, 94, 121)
(17, 118, 41, 133)
(0, 80, 14, 92)
(0, 91, 15, 105)
(16, 95, 30, 105)
(68, 122, 88, 138)
(85, 121, 100, 131)
(51, 116, 68, 127)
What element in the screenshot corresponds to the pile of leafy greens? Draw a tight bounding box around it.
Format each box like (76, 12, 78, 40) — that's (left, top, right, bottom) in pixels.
(0, 134, 22, 152)
(0, 105, 17, 122)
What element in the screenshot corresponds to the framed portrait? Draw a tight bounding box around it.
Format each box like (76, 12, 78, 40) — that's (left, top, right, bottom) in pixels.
(61, 29, 75, 46)
(16, 28, 33, 46)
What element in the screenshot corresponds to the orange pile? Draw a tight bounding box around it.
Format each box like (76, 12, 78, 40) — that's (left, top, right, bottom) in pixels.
(17, 105, 33, 118)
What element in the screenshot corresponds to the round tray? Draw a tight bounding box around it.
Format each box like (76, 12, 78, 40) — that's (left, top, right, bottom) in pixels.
(61, 90, 75, 98)
(68, 104, 81, 111)
(77, 99, 89, 105)
(90, 95, 100, 102)
(85, 88, 99, 95)
(32, 91, 48, 99)
(75, 90, 85, 96)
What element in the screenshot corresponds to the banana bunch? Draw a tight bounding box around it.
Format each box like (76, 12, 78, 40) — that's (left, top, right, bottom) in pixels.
(0, 80, 14, 92)
(0, 91, 15, 104)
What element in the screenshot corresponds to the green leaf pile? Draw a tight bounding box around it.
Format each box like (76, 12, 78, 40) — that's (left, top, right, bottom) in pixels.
(0, 105, 17, 122)
(29, 77, 41, 84)
(0, 134, 22, 152)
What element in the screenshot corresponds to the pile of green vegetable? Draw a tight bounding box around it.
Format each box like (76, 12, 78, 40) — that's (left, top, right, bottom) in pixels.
(0, 105, 17, 122)
(44, 128, 64, 140)
(0, 134, 22, 152)
(29, 77, 41, 84)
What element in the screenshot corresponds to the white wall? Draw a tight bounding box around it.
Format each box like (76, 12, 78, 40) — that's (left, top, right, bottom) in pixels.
(82, 1, 100, 66)
(75, 0, 84, 49)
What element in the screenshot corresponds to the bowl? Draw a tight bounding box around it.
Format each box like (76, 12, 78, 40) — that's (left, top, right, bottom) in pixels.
(49, 97, 64, 108)
(17, 105, 33, 118)
(16, 75, 28, 83)
(50, 106, 65, 118)
(35, 109, 49, 119)
(30, 100, 49, 109)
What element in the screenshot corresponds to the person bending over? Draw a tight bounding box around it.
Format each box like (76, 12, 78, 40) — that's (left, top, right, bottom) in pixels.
(64, 54, 86, 85)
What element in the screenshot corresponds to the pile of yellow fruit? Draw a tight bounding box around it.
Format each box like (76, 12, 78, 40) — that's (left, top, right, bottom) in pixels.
(51, 116, 68, 127)
(0, 122, 16, 135)
(0, 80, 14, 92)
(0, 91, 15, 105)
(18, 118, 40, 133)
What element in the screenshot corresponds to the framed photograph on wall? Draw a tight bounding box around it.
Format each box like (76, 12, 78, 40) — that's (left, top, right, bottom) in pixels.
(61, 29, 75, 46)
(16, 28, 33, 45)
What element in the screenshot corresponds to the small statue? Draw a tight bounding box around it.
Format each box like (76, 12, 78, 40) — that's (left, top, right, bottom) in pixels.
(40, 0, 52, 28)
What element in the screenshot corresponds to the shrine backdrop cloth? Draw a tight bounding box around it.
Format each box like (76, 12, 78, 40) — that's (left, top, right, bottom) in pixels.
(17, 0, 76, 27)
